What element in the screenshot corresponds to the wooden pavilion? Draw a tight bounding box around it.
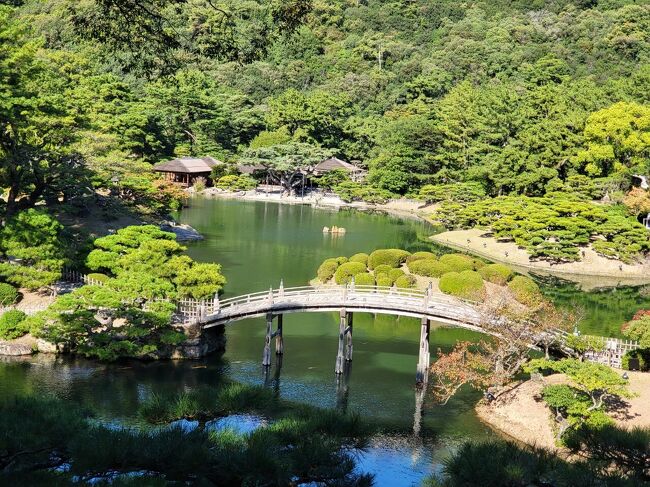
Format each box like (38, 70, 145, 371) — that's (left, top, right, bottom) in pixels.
(313, 157, 366, 182)
(153, 156, 221, 187)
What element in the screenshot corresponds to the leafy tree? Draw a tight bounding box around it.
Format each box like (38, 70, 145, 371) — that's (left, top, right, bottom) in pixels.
(621, 310, 650, 348)
(573, 102, 650, 177)
(526, 358, 633, 411)
(239, 142, 330, 195)
(0, 209, 66, 289)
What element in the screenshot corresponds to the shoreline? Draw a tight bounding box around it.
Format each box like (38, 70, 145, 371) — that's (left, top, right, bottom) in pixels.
(431, 229, 650, 290)
(475, 372, 650, 453)
(196, 188, 435, 224)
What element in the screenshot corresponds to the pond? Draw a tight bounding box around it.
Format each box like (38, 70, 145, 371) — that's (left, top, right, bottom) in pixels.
(1, 197, 649, 486)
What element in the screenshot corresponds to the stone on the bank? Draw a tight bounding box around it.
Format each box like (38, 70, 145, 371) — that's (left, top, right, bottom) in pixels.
(160, 223, 204, 241)
(0, 341, 33, 356)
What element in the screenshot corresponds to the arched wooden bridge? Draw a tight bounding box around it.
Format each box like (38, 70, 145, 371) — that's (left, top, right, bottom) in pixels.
(183, 284, 495, 382)
(181, 283, 639, 377)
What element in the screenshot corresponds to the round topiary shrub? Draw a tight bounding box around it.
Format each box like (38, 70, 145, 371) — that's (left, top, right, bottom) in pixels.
(349, 253, 369, 266)
(439, 270, 485, 301)
(353, 272, 375, 286)
(408, 259, 452, 278)
(317, 259, 340, 283)
(334, 256, 349, 265)
(507, 276, 542, 306)
(406, 251, 435, 263)
(334, 262, 367, 284)
(87, 273, 110, 284)
(368, 249, 411, 269)
(0, 283, 19, 307)
(373, 264, 393, 277)
(376, 275, 393, 287)
(394, 274, 417, 289)
(0, 309, 28, 340)
(478, 264, 514, 285)
(388, 268, 405, 282)
(439, 253, 483, 272)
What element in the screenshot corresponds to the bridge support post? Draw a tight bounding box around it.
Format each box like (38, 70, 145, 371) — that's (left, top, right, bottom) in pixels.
(275, 314, 284, 355)
(263, 312, 273, 367)
(335, 309, 347, 374)
(345, 312, 353, 361)
(416, 316, 430, 385)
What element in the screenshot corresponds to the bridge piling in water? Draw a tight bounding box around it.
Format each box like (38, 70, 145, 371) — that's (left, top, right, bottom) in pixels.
(263, 312, 273, 367)
(275, 314, 284, 355)
(335, 309, 348, 374)
(345, 312, 353, 361)
(416, 316, 430, 384)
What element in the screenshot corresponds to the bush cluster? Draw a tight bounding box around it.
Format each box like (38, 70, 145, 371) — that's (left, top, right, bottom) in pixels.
(508, 275, 543, 306)
(394, 274, 416, 289)
(0, 309, 28, 340)
(439, 270, 485, 301)
(439, 253, 484, 271)
(478, 263, 514, 285)
(317, 259, 340, 283)
(0, 283, 19, 306)
(407, 259, 452, 277)
(367, 249, 410, 269)
(349, 253, 368, 266)
(353, 272, 375, 286)
(406, 251, 435, 263)
(334, 262, 367, 284)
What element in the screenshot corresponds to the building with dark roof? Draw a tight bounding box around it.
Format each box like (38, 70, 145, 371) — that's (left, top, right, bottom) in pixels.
(313, 157, 366, 181)
(153, 156, 221, 187)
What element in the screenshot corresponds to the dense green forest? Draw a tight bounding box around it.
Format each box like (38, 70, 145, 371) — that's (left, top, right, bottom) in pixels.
(2, 0, 650, 215)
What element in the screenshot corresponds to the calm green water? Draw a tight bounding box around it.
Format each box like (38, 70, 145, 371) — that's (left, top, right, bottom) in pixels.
(1, 197, 649, 486)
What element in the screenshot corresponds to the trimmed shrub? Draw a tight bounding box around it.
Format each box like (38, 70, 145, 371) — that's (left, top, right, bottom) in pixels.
(439, 270, 485, 301)
(376, 275, 393, 287)
(87, 273, 110, 284)
(406, 251, 435, 263)
(367, 249, 410, 269)
(353, 272, 375, 286)
(373, 264, 393, 277)
(408, 259, 452, 278)
(622, 349, 650, 371)
(478, 264, 514, 285)
(508, 276, 543, 306)
(349, 253, 369, 266)
(388, 268, 405, 282)
(334, 256, 348, 265)
(394, 274, 416, 289)
(317, 259, 340, 283)
(0, 283, 19, 307)
(334, 262, 367, 284)
(439, 253, 484, 271)
(0, 309, 28, 340)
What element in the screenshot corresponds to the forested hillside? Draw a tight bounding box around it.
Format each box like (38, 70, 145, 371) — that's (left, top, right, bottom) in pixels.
(2, 0, 650, 211)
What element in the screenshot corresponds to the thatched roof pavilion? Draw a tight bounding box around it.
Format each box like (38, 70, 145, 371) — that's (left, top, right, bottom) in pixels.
(314, 157, 366, 181)
(153, 156, 221, 187)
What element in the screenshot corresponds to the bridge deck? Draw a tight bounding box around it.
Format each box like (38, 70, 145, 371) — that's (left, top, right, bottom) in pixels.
(200, 285, 485, 331)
